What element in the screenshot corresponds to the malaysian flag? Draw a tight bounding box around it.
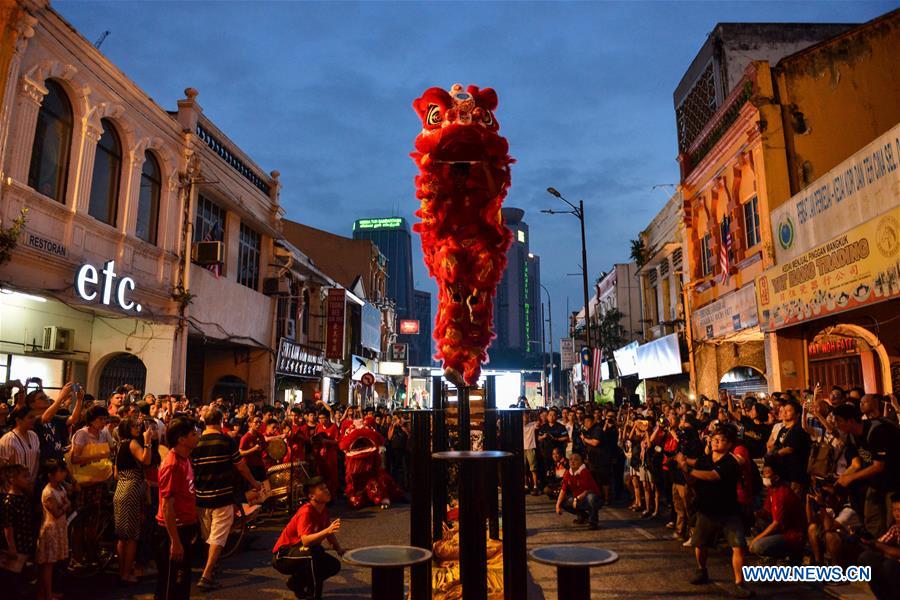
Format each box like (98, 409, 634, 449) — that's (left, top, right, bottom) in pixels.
(591, 346, 603, 395)
(719, 218, 732, 286)
(204, 221, 222, 278)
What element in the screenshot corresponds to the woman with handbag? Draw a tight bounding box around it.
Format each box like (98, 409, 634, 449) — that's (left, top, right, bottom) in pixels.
(69, 405, 113, 564)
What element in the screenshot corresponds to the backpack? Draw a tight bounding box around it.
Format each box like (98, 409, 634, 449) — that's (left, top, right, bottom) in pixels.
(807, 437, 836, 478)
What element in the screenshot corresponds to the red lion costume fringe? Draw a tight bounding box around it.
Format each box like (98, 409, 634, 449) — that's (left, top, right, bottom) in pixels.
(338, 425, 402, 509)
(411, 84, 514, 386)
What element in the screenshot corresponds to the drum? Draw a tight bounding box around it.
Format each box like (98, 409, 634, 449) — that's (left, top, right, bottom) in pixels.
(266, 461, 308, 499)
(267, 438, 287, 462)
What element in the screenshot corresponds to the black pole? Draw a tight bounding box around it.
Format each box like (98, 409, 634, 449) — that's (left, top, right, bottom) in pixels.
(408, 410, 432, 600)
(458, 385, 471, 451)
(499, 409, 528, 600)
(371, 566, 405, 600)
(579, 199, 593, 402)
(483, 376, 499, 540)
(458, 459, 487, 600)
(431, 376, 447, 542)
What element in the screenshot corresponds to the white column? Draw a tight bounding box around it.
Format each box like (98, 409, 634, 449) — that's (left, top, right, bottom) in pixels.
(0, 11, 38, 181)
(72, 123, 102, 215)
(5, 79, 46, 183)
(121, 150, 144, 236)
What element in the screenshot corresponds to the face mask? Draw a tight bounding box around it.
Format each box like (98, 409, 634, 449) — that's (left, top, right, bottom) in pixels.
(762, 477, 772, 487)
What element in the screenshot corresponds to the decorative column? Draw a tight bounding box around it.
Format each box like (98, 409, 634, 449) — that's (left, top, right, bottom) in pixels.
(4, 77, 45, 182)
(72, 121, 102, 215)
(0, 11, 38, 179)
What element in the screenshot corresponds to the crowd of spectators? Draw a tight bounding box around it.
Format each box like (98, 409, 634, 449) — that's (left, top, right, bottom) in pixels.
(0, 377, 414, 599)
(527, 386, 899, 599)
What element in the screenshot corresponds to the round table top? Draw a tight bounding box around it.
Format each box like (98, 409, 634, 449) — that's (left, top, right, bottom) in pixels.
(432, 450, 513, 462)
(342, 545, 433, 568)
(528, 546, 619, 568)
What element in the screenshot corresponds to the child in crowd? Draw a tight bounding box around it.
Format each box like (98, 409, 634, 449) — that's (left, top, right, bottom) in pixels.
(0, 464, 37, 594)
(36, 459, 71, 600)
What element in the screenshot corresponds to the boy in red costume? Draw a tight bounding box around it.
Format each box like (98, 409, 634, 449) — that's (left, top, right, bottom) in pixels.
(313, 409, 340, 498)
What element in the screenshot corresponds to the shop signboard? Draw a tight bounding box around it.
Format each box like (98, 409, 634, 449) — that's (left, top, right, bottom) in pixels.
(399, 319, 419, 334)
(325, 288, 346, 360)
(691, 283, 758, 341)
(25, 231, 68, 257)
(389, 342, 408, 362)
(770, 123, 900, 265)
(613, 341, 639, 376)
(756, 206, 900, 332)
(560, 338, 576, 370)
(361, 303, 382, 352)
(275, 337, 324, 378)
(74, 259, 142, 313)
(636, 333, 683, 380)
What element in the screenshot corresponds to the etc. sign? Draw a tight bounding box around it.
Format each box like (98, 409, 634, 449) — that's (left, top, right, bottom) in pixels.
(75, 259, 142, 313)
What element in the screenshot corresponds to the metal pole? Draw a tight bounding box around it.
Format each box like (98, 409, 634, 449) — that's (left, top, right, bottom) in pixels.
(547, 292, 554, 399)
(458, 385, 471, 451)
(432, 377, 447, 542)
(499, 409, 527, 600)
(540, 301, 547, 404)
(408, 410, 432, 600)
(579, 200, 593, 402)
(483, 376, 499, 540)
(458, 459, 487, 600)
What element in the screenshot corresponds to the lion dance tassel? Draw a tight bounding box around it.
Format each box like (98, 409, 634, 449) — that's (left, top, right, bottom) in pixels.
(411, 84, 514, 387)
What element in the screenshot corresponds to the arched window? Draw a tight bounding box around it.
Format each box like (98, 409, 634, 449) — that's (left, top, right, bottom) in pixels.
(88, 118, 122, 226)
(135, 150, 161, 244)
(27, 79, 73, 203)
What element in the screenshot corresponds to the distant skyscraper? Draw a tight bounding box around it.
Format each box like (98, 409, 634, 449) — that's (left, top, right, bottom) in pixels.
(411, 289, 433, 366)
(352, 217, 414, 318)
(492, 207, 541, 366)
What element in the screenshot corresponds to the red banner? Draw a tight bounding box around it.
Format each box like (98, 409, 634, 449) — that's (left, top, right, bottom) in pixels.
(325, 288, 346, 360)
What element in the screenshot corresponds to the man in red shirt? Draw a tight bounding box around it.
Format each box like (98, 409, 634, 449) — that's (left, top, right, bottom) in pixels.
(314, 408, 341, 497)
(155, 417, 199, 600)
(750, 461, 806, 559)
(555, 452, 602, 530)
(272, 476, 345, 599)
(240, 415, 268, 481)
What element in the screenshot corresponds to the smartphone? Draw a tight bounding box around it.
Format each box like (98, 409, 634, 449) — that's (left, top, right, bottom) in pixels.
(72, 383, 82, 394)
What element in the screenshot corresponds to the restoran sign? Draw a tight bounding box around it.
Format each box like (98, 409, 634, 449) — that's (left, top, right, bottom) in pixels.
(756, 206, 900, 332)
(770, 122, 900, 264)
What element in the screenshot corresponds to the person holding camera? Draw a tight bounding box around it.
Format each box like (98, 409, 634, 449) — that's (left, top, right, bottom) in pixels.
(857, 493, 900, 600)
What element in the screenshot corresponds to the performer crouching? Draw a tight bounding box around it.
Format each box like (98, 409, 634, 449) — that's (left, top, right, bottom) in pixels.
(272, 476, 345, 599)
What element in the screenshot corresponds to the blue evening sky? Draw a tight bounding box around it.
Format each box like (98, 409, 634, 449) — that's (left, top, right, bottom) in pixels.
(56, 0, 896, 353)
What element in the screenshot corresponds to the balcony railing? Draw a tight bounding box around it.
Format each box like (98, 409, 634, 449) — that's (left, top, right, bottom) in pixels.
(196, 122, 271, 195)
(680, 77, 753, 179)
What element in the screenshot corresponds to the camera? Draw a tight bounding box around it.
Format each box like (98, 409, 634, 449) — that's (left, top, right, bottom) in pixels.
(72, 383, 82, 394)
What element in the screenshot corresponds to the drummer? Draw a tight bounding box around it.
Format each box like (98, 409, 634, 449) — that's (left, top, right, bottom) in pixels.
(239, 415, 284, 483)
(285, 407, 310, 464)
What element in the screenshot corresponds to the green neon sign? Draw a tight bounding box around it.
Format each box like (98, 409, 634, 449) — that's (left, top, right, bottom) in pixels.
(354, 218, 404, 231)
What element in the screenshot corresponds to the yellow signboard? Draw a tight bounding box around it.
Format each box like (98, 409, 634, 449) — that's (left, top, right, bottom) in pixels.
(756, 207, 900, 332)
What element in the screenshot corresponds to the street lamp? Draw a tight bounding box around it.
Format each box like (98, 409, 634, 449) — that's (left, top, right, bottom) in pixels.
(543, 187, 592, 400)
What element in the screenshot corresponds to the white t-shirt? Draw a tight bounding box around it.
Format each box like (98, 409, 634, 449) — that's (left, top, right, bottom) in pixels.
(71, 426, 113, 454)
(0, 429, 41, 483)
(523, 422, 537, 450)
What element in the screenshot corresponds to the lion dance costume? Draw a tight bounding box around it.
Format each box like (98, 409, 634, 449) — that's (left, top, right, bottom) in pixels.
(338, 421, 402, 509)
(411, 84, 514, 386)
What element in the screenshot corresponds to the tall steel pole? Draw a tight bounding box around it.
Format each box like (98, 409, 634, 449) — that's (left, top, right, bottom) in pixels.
(579, 200, 593, 402)
(540, 283, 554, 400)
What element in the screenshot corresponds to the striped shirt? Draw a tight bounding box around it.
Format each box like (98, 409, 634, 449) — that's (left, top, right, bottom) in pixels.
(191, 431, 242, 509)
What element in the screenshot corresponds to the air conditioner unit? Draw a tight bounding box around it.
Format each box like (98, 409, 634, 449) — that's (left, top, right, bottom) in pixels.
(192, 241, 224, 266)
(263, 277, 290, 296)
(284, 319, 297, 339)
(42, 326, 74, 352)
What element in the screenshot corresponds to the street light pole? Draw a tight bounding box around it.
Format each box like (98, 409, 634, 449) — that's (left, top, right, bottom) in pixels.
(544, 188, 592, 402)
(539, 283, 553, 399)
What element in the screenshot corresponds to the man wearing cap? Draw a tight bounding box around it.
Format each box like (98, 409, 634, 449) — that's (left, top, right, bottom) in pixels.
(273, 477, 345, 599)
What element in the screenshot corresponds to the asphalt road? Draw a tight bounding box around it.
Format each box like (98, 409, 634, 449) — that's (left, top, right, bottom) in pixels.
(54, 495, 870, 599)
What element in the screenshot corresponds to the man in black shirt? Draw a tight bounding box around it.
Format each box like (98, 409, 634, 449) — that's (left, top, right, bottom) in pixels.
(834, 403, 900, 538)
(537, 408, 569, 485)
(677, 424, 752, 598)
(192, 408, 262, 590)
(580, 415, 611, 502)
(770, 400, 811, 493)
(738, 403, 770, 460)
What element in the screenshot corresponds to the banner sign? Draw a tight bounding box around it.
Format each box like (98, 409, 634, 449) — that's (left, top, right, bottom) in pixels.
(756, 206, 900, 332)
(560, 338, 576, 370)
(636, 333, 683, 379)
(691, 283, 759, 340)
(770, 122, 900, 265)
(399, 319, 419, 334)
(325, 288, 346, 360)
(613, 341, 639, 376)
(276, 338, 324, 378)
(361, 303, 382, 352)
